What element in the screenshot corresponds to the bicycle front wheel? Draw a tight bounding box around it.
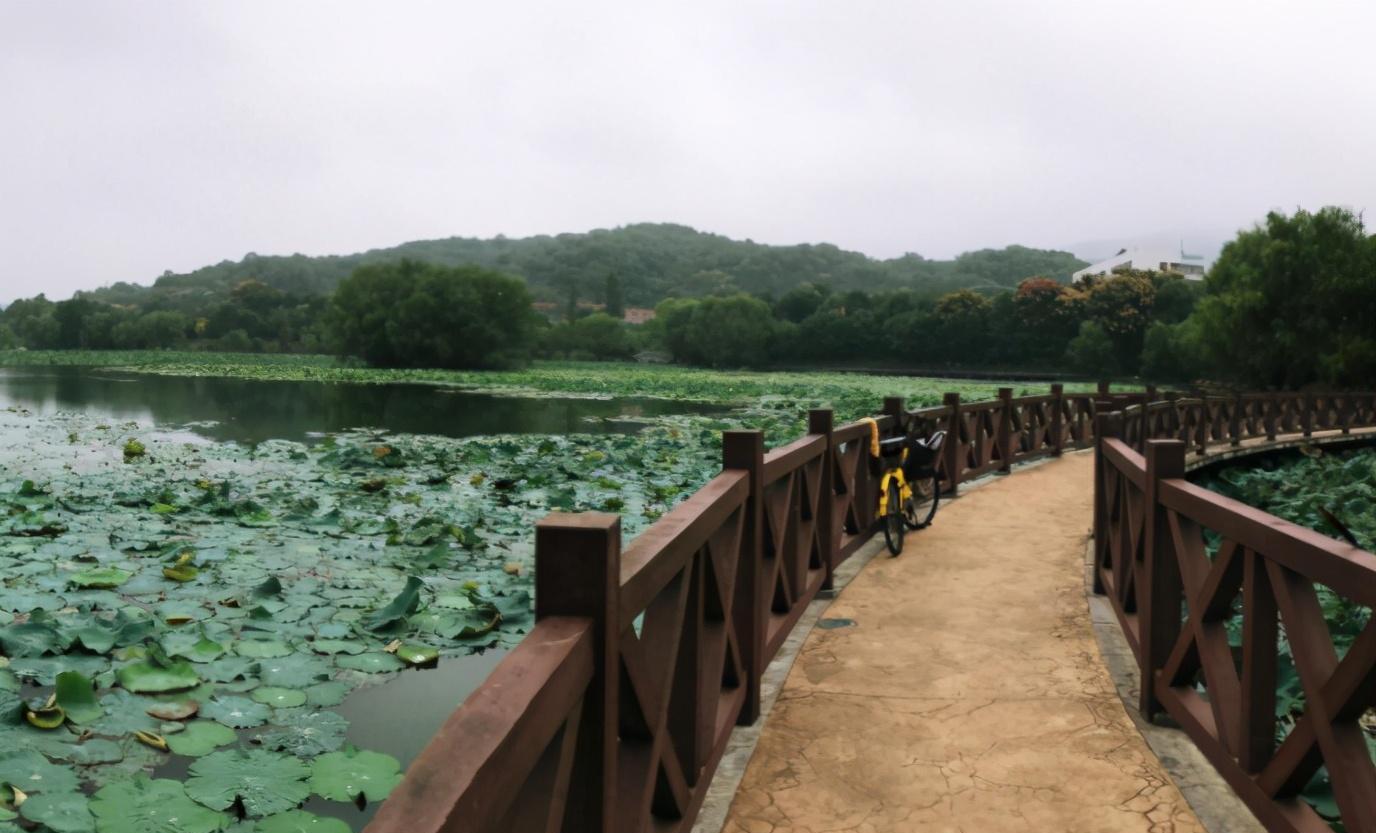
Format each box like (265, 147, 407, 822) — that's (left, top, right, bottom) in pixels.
(903, 474, 940, 530)
(883, 479, 904, 556)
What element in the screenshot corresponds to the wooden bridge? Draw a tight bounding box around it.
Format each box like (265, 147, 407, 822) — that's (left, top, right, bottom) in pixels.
(368, 386, 1376, 833)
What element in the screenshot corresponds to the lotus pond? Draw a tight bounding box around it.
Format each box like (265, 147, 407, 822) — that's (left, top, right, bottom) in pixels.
(1198, 444, 1376, 825)
(0, 357, 1095, 833)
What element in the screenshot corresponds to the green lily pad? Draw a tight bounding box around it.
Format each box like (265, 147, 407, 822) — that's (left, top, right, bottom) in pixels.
(303, 682, 349, 708)
(202, 696, 270, 729)
(258, 656, 330, 689)
(359, 576, 424, 631)
(0, 748, 81, 793)
(255, 711, 347, 758)
(90, 691, 159, 736)
(335, 652, 403, 673)
(165, 721, 238, 757)
(394, 643, 439, 666)
(233, 640, 292, 659)
(185, 748, 311, 817)
(90, 776, 228, 833)
(255, 810, 349, 833)
(19, 790, 93, 833)
(308, 747, 402, 802)
(55, 671, 103, 724)
(307, 640, 364, 656)
(26, 702, 66, 729)
(69, 567, 133, 589)
(116, 660, 200, 694)
(162, 565, 199, 583)
(250, 688, 306, 709)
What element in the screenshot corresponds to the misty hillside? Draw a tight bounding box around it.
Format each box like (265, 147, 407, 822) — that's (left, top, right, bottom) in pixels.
(84, 223, 1088, 309)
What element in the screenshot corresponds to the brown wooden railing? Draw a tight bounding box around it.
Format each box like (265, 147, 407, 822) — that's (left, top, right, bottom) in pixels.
(1095, 401, 1376, 833)
(371, 384, 1376, 833)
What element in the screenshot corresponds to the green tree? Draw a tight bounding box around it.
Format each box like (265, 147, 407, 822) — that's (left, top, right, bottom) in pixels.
(542, 313, 632, 360)
(1188, 207, 1376, 387)
(1066, 320, 1120, 376)
(603, 274, 625, 319)
(328, 260, 535, 369)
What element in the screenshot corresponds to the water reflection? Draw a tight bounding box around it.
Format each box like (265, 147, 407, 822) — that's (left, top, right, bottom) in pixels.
(0, 366, 725, 443)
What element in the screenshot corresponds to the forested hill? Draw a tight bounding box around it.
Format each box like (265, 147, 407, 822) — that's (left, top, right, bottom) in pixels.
(86, 223, 1087, 309)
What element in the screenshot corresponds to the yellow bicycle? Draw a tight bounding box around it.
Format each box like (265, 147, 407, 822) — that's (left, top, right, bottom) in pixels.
(875, 431, 944, 556)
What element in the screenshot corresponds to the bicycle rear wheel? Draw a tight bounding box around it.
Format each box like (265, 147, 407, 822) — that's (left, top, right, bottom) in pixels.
(883, 479, 904, 556)
(903, 474, 940, 530)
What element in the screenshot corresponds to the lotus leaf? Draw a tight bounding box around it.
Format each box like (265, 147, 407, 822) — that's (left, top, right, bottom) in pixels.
(0, 748, 81, 793)
(359, 576, 424, 631)
(162, 565, 199, 582)
(146, 700, 199, 721)
(394, 643, 439, 666)
(165, 721, 237, 757)
(117, 659, 200, 694)
(19, 790, 93, 833)
(0, 620, 66, 657)
(202, 696, 270, 729)
(255, 810, 350, 833)
(90, 776, 228, 833)
(307, 639, 364, 656)
(255, 711, 347, 758)
(54, 671, 103, 723)
(258, 656, 330, 689)
(185, 748, 310, 817)
(303, 682, 348, 708)
(69, 568, 132, 589)
(90, 691, 159, 736)
(234, 639, 292, 659)
(334, 652, 403, 673)
(308, 747, 402, 803)
(250, 687, 306, 709)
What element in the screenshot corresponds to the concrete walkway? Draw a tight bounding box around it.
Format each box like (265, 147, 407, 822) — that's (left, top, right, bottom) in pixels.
(723, 452, 1204, 833)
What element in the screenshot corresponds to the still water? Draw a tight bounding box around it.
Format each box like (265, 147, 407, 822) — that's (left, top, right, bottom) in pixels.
(0, 366, 726, 443)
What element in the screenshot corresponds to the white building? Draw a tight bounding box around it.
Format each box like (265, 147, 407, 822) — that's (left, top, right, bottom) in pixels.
(1072, 245, 1207, 282)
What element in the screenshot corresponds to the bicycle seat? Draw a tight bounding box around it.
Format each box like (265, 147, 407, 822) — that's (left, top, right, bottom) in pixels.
(878, 436, 907, 457)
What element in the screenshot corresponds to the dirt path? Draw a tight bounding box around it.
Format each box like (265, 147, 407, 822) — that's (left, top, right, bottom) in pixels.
(723, 452, 1204, 833)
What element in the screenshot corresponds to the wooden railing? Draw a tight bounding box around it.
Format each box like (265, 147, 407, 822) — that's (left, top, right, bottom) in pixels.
(1095, 404, 1376, 833)
(372, 384, 1376, 833)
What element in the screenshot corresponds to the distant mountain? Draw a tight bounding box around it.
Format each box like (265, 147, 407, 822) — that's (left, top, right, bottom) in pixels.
(83, 223, 1088, 310)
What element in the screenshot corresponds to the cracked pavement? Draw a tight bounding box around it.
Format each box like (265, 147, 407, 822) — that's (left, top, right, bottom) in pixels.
(723, 453, 1204, 833)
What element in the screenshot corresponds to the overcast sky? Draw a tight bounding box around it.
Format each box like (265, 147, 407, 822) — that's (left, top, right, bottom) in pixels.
(2, 1, 1373, 302)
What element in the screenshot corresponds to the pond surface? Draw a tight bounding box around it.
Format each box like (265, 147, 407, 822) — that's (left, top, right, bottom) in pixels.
(0, 366, 728, 444)
(0, 366, 726, 830)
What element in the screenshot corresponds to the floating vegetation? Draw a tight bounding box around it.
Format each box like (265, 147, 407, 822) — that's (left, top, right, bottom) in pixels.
(0, 403, 726, 830)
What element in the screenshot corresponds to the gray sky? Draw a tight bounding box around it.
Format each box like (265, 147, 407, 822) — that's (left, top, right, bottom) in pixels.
(2, 1, 1373, 302)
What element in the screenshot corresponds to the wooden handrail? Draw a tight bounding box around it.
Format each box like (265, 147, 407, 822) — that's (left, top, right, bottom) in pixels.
(373, 382, 1376, 833)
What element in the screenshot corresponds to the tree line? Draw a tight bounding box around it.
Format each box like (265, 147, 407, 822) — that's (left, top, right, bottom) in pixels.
(3, 207, 1372, 388)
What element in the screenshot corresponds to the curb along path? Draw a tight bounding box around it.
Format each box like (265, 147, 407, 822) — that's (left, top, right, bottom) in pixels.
(723, 452, 1204, 833)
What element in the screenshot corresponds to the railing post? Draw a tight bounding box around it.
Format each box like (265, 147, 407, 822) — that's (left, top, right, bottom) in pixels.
(808, 409, 836, 592)
(882, 396, 905, 434)
(1239, 551, 1278, 773)
(1302, 392, 1314, 437)
(1090, 404, 1117, 596)
(1266, 393, 1278, 441)
(1140, 440, 1185, 719)
(1238, 393, 1249, 446)
(1098, 379, 1111, 398)
(997, 387, 1013, 474)
(1196, 398, 1209, 456)
(1050, 384, 1064, 457)
(1146, 384, 1158, 403)
(723, 430, 765, 725)
(942, 392, 962, 496)
(535, 512, 621, 833)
